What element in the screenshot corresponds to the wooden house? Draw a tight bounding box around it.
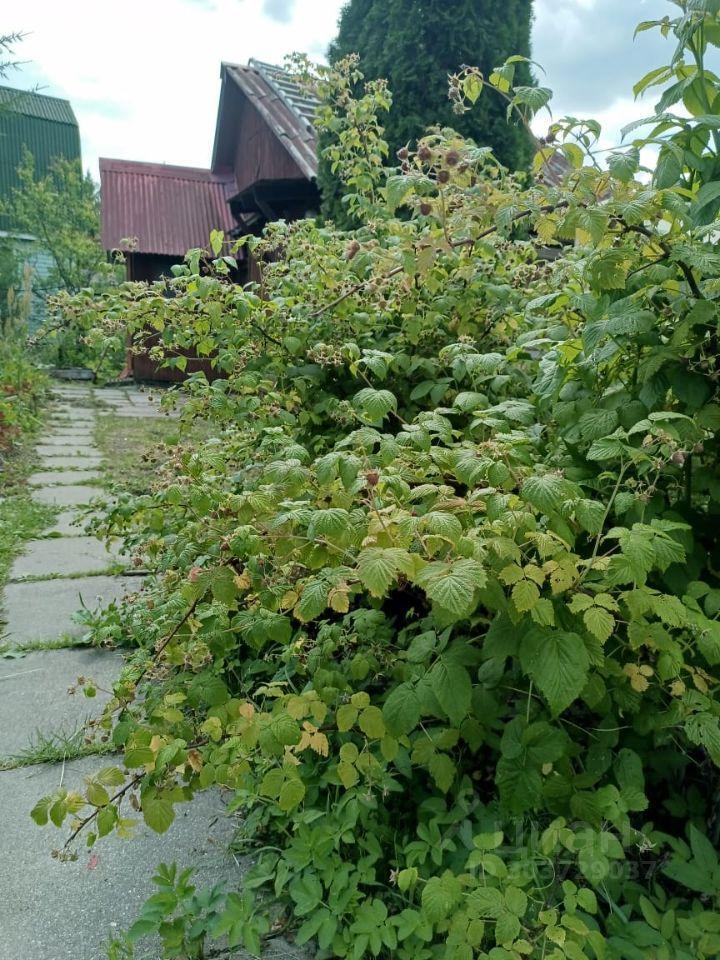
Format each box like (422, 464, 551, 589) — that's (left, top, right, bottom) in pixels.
(100, 59, 319, 285)
(100, 59, 319, 381)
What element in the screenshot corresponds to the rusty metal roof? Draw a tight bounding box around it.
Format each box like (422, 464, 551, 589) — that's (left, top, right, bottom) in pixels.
(214, 60, 318, 181)
(99, 158, 235, 257)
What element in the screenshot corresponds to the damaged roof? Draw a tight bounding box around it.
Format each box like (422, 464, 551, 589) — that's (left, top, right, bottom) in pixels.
(213, 59, 318, 182)
(99, 158, 235, 257)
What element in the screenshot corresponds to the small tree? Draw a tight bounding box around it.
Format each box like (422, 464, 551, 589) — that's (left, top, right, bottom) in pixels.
(2, 150, 114, 295)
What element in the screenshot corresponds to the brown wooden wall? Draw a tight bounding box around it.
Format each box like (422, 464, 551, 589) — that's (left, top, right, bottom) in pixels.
(228, 84, 305, 195)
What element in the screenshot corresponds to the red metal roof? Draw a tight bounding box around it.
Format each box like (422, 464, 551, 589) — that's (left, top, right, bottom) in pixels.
(213, 61, 318, 182)
(99, 158, 236, 257)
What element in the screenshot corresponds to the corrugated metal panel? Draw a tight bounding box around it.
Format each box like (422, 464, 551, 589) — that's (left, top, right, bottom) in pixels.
(100, 158, 236, 257)
(0, 85, 77, 125)
(0, 86, 81, 230)
(221, 61, 318, 181)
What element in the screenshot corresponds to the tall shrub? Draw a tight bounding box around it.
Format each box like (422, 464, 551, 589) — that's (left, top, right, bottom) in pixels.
(35, 5, 720, 959)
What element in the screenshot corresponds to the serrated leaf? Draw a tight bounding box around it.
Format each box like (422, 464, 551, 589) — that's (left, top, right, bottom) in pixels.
(583, 606, 615, 643)
(521, 474, 573, 514)
(383, 682, 421, 736)
(415, 558, 485, 618)
(575, 499, 605, 536)
(142, 797, 175, 834)
(356, 547, 413, 598)
(429, 657, 471, 726)
(279, 778, 305, 811)
(294, 579, 329, 622)
(428, 752, 456, 792)
(353, 387, 397, 423)
(520, 629, 590, 715)
(512, 578, 540, 613)
(422, 876, 460, 923)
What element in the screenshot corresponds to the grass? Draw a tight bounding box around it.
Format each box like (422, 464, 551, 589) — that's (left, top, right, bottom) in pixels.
(0, 496, 58, 589)
(0, 633, 91, 659)
(0, 725, 114, 772)
(94, 412, 203, 493)
(9, 564, 128, 584)
(0, 423, 59, 592)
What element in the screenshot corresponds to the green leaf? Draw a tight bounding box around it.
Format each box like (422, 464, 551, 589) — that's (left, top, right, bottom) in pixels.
(210, 566, 238, 605)
(124, 746, 155, 768)
(279, 778, 306, 812)
(421, 876, 460, 923)
(337, 704, 358, 732)
(358, 705, 386, 739)
(295, 579, 329, 622)
(521, 474, 574, 514)
(583, 605, 615, 643)
(353, 387, 397, 423)
(415, 558, 485, 618)
(608, 148, 640, 183)
(357, 547, 414, 597)
(383, 682, 421, 736)
(691, 180, 720, 226)
(512, 578, 539, 613)
(587, 250, 630, 291)
(142, 797, 175, 834)
(429, 657, 472, 727)
(575, 499, 606, 536)
(520, 629, 590, 715)
(30, 796, 50, 827)
(428, 752, 456, 792)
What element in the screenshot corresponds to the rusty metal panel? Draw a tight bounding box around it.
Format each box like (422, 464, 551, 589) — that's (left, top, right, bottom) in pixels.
(100, 159, 236, 257)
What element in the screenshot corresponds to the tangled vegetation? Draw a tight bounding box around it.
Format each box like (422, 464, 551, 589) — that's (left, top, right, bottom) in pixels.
(35, 4, 720, 958)
(0, 339, 46, 461)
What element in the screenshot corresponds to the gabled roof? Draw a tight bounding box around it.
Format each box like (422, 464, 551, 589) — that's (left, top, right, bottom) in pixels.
(99, 158, 235, 257)
(0, 85, 77, 126)
(212, 60, 318, 181)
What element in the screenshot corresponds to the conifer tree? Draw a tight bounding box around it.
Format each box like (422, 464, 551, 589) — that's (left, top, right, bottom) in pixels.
(320, 0, 534, 221)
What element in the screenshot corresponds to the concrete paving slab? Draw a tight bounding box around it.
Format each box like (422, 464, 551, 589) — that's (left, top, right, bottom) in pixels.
(0, 759, 238, 960)
(44, 510, 101, 537)
(46, 424, 97, 434)
(29, 470, 102, 487)
(41, 439, 97, 451)
(9, 537, 123, 580)
(50, 404, 96, 411)
(1, 576, 143, 646)
(42, 425, 96, 437)
(49, 413, 96, 421)
(36, 445, 100, 459)
(35, 443, 100, 458)
(0, 649, 124, 757)
(32, 485, 105, 507)
(37, 454, 102, 470)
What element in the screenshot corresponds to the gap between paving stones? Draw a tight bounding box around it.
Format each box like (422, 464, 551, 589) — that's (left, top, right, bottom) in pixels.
(0, 384, 248, 960)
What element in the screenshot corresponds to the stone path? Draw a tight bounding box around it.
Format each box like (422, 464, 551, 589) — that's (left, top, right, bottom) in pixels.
(0, 384, 239, 960)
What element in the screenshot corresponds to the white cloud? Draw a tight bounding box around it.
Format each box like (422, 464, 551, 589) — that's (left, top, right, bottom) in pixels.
(4, 0, 345, 177)
(2, 0, 684, 181)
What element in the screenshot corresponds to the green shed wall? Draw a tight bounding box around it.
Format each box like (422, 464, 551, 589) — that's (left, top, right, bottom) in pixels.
(0, 98, 81, 231)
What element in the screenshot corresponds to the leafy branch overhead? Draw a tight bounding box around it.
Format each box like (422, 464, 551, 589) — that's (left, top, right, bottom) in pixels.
(34, 3, 720, 959)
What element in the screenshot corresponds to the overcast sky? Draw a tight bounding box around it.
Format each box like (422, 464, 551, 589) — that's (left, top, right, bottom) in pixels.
(2, 0, 674, 178)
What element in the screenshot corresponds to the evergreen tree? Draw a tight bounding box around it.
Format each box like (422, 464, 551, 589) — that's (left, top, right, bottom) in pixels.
(321, 0, 534, 222)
